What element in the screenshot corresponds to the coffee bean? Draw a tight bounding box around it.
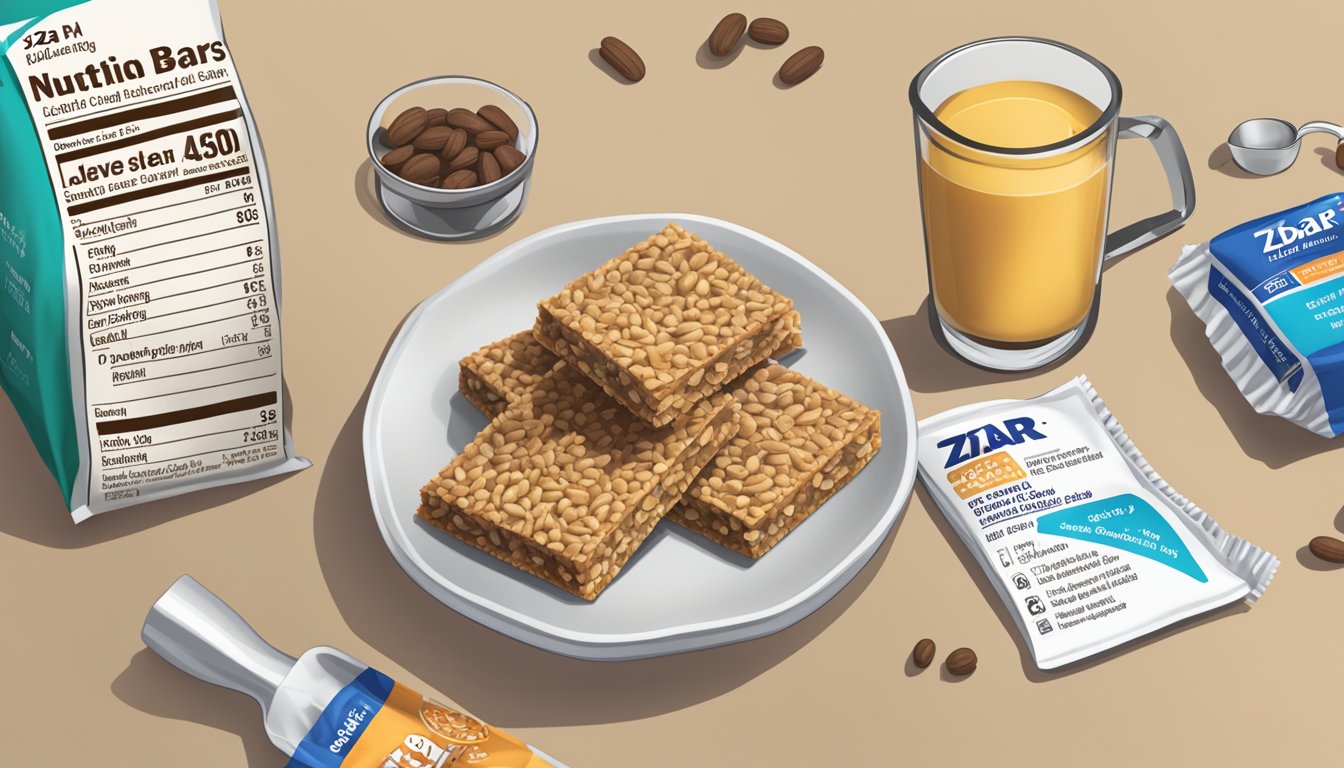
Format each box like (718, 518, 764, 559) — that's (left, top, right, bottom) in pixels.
(747, 17, 789, 45)
(386, 106, 429, 147)
(380, 102, 528, 192)
(474, 130, 511, 152)
(478, 151, 502, 184)
(1309, 535, 1344, 563)
(413, 126, 454, 152)
(478, 104, 519, 141)
(397, 153, 441, 186)
(912, 638, 936, 669)
(778, 45, 824, 85)
(445, 107, 494, 135)
(599, 36, 645, 82)
(494, 146, 526, 175)
(448, 145, 479, 172)
(441, 170, 479, 190)
(439, 128, 468, 163)
(379, 145, 415, 174)
(946, 647, 977, 676)
(708, 13, 747, 56)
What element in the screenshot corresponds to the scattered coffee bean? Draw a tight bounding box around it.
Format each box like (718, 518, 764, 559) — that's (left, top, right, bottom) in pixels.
(599, 36, 645, 82)
(779, 45, 824, 85)
(1336, 143, 1344, 171)
(946, 647, 977, 676)
(747, 17, 789, 45)
(912, 638, 936, 669)
(708, 12, 747, 56)
(1309, 535, 1344, 563)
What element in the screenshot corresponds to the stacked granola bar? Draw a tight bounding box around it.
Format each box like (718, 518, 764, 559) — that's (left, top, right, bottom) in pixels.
(534, 224, 802, 427)
(423, 223, 881, 599)
(421, 364, 738, 600)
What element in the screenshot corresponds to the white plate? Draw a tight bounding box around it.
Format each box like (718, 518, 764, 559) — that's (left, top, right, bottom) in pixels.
(363, 214, 917, 660)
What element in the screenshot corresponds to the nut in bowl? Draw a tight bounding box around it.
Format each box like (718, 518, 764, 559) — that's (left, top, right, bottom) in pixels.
(367, 76, 538, 241)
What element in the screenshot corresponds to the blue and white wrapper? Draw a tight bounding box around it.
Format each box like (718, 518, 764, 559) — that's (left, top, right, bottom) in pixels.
(1171, 193, 1344, 437)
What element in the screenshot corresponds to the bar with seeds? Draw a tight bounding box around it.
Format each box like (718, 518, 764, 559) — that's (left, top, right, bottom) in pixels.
(534, 223, 802, 428)
(454, 334, 880, 558)
(672, 364, 881, 558)
(419, 363, 740, 600)
(459, 331, 560, 418)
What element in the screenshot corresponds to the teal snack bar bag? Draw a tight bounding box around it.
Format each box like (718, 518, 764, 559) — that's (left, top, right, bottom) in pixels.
(1, 0, 306, 522)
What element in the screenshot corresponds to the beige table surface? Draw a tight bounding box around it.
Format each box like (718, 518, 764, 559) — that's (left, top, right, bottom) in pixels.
(4, 0, 1343, 764)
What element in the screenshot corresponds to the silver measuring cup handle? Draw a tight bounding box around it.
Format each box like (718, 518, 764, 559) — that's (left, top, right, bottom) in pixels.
(1296, 121, 1344, 142)
(141, 575, 296, 714)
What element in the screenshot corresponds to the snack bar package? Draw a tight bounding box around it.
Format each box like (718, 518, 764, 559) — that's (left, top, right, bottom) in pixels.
(917, 377, 1277, 670)
(1171, 193, 1344, 437)
(143, 576, 569, 768)
(0, 0, 307, 521)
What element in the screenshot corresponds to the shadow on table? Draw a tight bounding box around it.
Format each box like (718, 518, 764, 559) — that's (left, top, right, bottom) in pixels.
(1207, 143, 1261, 179)
(0, 386, 301, 549)
(880, 296, 1082, 393)
(1166, 288, 1339, 468)
(917, 484, 1253, 682)
(311, 321, 903, 727)
(694, 38, 744, 70)
(112, 649, 282, 767)
(0, 471, 291, 550)
(1296, 544, 1344, 572)
(588, 48, 641, 85)
(1312, 146, 1344, 176)
(353, 159, 519, 245)
(1296, 504, 1344, 571)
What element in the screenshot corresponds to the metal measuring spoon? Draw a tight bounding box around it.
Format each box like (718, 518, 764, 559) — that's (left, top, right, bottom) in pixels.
(1227, 118, 1344, 175)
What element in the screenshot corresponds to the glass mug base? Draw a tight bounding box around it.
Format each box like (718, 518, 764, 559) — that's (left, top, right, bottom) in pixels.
(937, 314, 1091, 372)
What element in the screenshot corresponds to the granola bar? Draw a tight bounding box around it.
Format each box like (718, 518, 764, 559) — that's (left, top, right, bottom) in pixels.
(672, 364, 881, 558)
(534, 223, 802, 428)
(459, 331, 559, 418)
(419, 363, 740, 600)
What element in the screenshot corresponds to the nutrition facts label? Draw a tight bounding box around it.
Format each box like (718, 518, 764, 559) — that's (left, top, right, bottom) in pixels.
(5, 1, 289, 509)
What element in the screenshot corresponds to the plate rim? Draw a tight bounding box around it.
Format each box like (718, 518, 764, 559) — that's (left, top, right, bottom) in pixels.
(362, 213, 918, 653)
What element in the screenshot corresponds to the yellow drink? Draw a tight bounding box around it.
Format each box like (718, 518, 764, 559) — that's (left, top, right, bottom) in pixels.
(920, 80, 1109, 343)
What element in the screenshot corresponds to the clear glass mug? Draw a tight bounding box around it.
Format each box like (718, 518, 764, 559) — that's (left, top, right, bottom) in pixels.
(910, 37, 1195, 371)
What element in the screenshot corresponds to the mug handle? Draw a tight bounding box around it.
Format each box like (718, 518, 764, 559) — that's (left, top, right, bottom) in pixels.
(1103, 115, 1196, 260)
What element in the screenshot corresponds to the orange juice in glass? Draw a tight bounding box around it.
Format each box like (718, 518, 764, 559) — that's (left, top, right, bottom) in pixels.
(910, 38, 1195, 370)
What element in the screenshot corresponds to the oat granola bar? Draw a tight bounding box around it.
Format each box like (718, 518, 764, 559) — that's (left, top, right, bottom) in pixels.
(419, 363, 740, 600)
(534, 223, 802, 428)
(459, 331, 560, 418)
(672, 364, 881, 558)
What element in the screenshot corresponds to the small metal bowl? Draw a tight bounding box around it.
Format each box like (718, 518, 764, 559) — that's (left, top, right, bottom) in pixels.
(367, 76, 538, 240)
